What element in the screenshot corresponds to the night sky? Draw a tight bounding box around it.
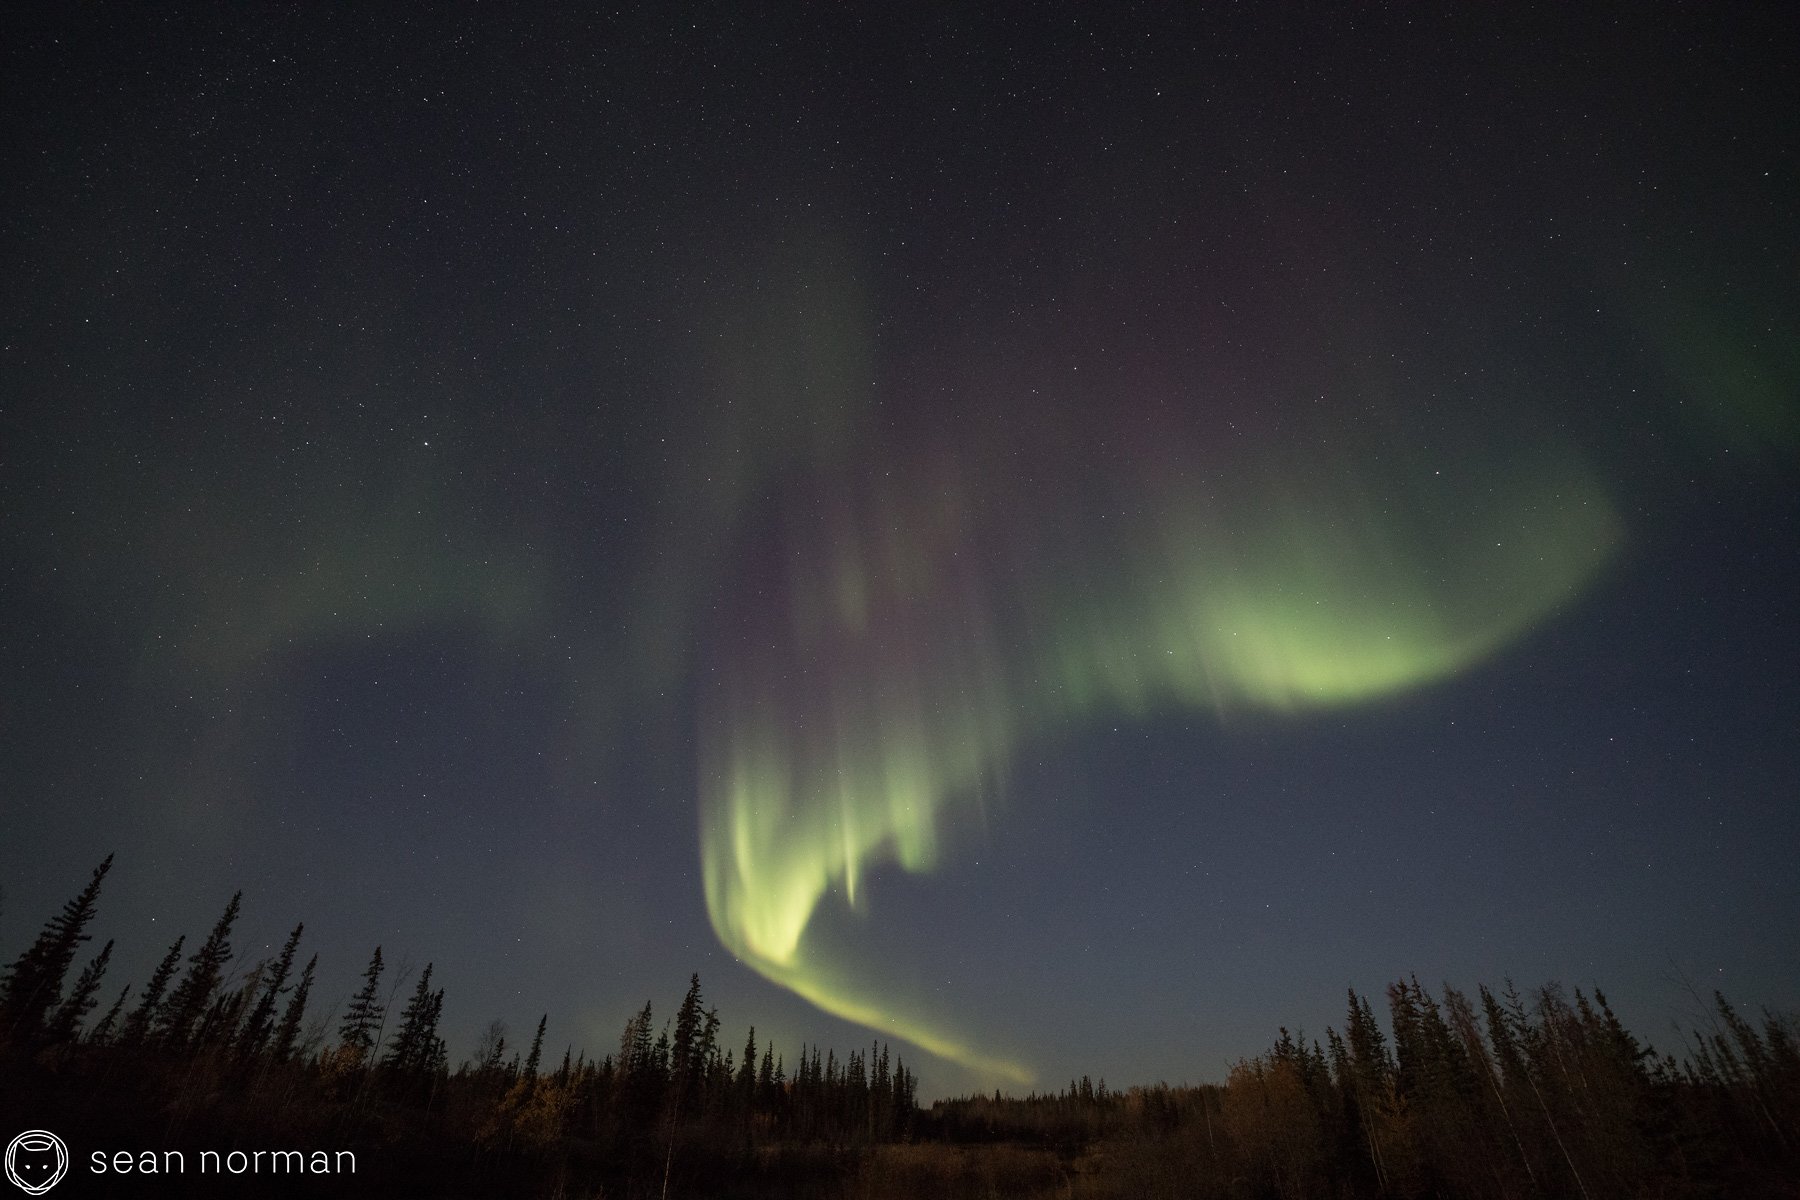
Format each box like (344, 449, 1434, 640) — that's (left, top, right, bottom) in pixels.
(4, 6, 1796, 1099)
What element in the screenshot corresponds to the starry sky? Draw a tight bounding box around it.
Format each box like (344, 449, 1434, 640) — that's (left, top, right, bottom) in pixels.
(3, 6, 1796, 1098)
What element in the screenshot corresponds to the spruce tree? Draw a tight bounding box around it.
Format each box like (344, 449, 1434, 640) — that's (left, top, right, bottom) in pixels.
(384, 964, 442, 1075)
(0, 854, 113, 1039)
(424, 991, 446, 1074)
(192, 960, 258, 1050)
(270, 953, 316, 1062)
(700, 1006, 720, 1088)
(90, 984, 130, 1044)
(337, 946, 385, 1062)
(1450, 985, 1538, 1195)
(159, 891, 242, 1048)
(44, 938, 113, 1044)
(122, 935, 185, 1044)
(619, 1001, 653, 1075)
(737, 1026, 758, 1097)
(524, 1012, 547, 1079)
(673, 973, 704, 1088)
(239, 923, 303, 1057)
(892, 1059, 915, 1130)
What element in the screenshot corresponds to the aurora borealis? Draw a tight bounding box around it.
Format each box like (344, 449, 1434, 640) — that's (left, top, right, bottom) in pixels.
(696, 323, 1625, 1080)
(4, 6, 1797, 1098)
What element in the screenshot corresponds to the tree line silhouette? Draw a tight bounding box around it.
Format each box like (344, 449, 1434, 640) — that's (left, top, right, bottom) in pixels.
(0, 856, 921, 1196)
(3, 855, 1796, 1198)
(915, 976, 1798, 1198)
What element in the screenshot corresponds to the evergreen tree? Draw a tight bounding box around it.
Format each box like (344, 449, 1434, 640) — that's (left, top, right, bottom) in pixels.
(524, 1012, 547, 1079)
(44, 938, 113, 1044)
(846, 1047, 869, 1137)
(0, 854, 113, 1039)
(199, 959, 262, 1048)
(672, 973, 705, 1092)
(619, 1000, 655, 1072)
(1593, 989, 1648, 1078)
(1478, 985, 1525, 1103)
(90, 984, 130, 1044)
(615, 1000, 666, 1129)
(158, 891, 242, 1048)
(425, 991, 447, 1075)
(1403, 981, 1494, 1195)
(383, 963, 444, 1076)
(270, 953, 316, 1062)
(737, 1026, 758, 1097)
(122, 935, 185, 1045)
(653, 1027, 672, 1079)
(1342, 987, 1397, 1192)
(892, 1059, 916, 1129)
(337, 946, 385, 1062)
(238, 923, 303, 1057)
(699, 1004, 721, 1097)
(1448, 983, 1539, 1195)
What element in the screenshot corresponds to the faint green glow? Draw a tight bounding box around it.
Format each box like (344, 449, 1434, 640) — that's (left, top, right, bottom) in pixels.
(1039, 451, 1621, 716)
(624, 220, 878, 704)
(699, 410, 1621, 1085)
(156, 454, 546, 678)
(1637, 287, 1800, 460)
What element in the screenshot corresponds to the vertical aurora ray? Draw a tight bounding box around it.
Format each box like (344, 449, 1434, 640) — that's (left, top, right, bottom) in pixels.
(699, 459, 1035, 1081)
(697, 392, 1622, 1083)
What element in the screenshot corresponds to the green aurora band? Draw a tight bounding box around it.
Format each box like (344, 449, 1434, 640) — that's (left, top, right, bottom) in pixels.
(698, 405, 1622, 1086)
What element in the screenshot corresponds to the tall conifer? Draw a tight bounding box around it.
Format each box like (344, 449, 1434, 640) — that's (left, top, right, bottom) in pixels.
(0, 854, 113, 1039)
(271, 953, 316, 1062)
(239, 923, 303, 1056)
(44, 938, 113, 1044)
(337, 946, 386, 1062)
(158, 891, 242, 1047)
(122, 935, 184, 1045)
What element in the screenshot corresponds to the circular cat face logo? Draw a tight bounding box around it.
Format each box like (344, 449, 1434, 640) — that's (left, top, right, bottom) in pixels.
(5, 1131, 68, 1195)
